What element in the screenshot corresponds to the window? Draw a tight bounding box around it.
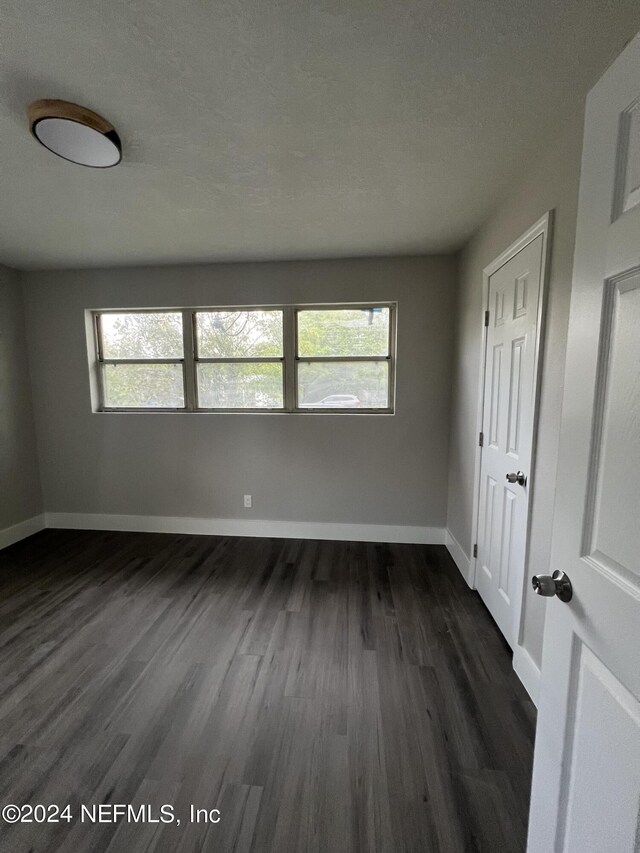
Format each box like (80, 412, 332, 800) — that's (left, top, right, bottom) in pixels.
(296, 307, 391, 409)
(94, 304, 395, 413)
(195, 310, 284, 409)
(97, 311, 185, 409)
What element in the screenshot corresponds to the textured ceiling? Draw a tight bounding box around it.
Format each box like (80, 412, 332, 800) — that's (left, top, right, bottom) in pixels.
(1, 0, 639, 270)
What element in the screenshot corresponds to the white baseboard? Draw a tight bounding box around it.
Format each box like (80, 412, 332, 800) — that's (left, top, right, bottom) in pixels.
(45, 512, 445, 545)
(445, 528, 474, 587)
(0, 514, 46, 551)
(513, 644, 541, 706)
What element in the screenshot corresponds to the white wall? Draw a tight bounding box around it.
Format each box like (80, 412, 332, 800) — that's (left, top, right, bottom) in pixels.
(446, 105, 585, 668)
(21, 255, 456, 535)
(0, 265, 43, 541)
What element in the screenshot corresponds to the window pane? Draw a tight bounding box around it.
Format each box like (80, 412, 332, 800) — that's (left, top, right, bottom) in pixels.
(297, 308, 389, 357)
(100, 313, 183, 359)
(196, 311, 283, 358)
(103, 363, 185, 408)
(198, 363, 283, 408)
(298, 361, 389, 408)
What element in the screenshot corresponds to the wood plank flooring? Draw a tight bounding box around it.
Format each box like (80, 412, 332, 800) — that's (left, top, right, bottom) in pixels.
(0, 530, 535, 853)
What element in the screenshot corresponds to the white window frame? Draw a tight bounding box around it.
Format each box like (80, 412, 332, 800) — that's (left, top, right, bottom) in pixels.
(193, 307, 286, 413)
(292, 304, 396, 413)
(94, 308, 188, 412)
(93, 303, 396, 414)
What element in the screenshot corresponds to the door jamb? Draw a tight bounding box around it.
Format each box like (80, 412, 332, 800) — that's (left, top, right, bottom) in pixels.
(469, 211, 554, 646)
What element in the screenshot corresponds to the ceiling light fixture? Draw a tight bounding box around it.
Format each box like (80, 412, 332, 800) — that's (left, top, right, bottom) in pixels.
(27, 99, 122, 168)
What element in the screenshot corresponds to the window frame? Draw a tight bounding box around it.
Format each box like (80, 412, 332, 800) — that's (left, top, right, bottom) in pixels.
(94, 308, 188, 412)
(193, 307, 286, 412)
(293, 304, 395, 413)
(93, 302, 396, 415)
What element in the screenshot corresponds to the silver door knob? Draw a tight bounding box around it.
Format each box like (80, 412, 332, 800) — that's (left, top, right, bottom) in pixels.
(531, 570, 573, 602)
(506, 471, 527, 486)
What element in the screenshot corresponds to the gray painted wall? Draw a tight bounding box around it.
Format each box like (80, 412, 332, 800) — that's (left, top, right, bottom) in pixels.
(446, 106, 585, 667)
(22, 255, 456, 529)
(0, 265, 43, 530)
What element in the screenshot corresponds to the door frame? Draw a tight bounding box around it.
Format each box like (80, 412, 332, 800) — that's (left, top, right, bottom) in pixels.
(469, 211, 554, 649)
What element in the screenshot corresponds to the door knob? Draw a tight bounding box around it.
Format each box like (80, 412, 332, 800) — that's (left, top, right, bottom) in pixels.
(531, 570, 573, 602)
(506, 471, 527, 486)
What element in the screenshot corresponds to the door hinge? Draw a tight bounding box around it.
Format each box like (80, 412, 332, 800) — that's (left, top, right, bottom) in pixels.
(479, 431, 484, 447)
(484, 310, 490, 327)
(473, 544, 478, 558)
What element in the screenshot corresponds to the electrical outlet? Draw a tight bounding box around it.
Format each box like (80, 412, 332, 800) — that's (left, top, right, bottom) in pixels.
(243, 494, 252, 509)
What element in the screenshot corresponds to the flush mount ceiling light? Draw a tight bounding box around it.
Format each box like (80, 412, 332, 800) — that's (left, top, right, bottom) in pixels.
(27, 99, 122, 168)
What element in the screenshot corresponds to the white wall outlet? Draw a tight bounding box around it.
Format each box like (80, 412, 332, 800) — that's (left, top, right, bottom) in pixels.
(243, 494, 252, 509)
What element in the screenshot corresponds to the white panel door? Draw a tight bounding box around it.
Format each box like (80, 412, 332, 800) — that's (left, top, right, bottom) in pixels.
(527, 33, 640, 853)
(476, 233, 544, 647)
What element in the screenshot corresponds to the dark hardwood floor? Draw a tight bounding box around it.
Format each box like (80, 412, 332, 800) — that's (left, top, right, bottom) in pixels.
(0, 530, 535, 853)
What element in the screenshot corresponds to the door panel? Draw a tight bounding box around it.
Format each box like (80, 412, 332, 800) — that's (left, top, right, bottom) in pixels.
(613, 98, 640, 219)
(527, 33, 640, 853)
(561, 643, 640, 853)
(498, 488, 516, 602)
(476, 234, 544, 647)
(481, 474, 498, 583)
(586, 270, 640, 579)
(507, 337, 525, 456)
(514, 273, 529, 318)
(489, 343, 503, 447)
